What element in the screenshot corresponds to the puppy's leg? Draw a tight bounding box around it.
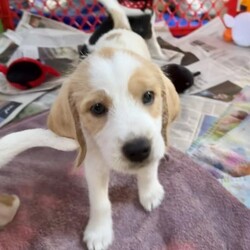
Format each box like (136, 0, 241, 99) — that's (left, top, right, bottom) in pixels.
(146, 32, 165, 59)
(137, 161, 164, 211)
(146, 14, 165, 60)
(83, 155, 113, 250)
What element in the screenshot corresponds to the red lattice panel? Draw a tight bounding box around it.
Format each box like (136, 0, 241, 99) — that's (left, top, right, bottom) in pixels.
(0, 0, 237, 36)
(154, 0, 235, 36)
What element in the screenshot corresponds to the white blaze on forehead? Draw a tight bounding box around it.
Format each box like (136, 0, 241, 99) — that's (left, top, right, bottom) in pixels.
(87, 50, 161, 141)
(85, 50, 165, 169)
(89, 51, 142, 96)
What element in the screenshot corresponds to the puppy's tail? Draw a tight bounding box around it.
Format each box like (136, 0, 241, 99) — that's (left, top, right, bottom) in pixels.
(98, 0, 131, 30)
(0, 129, 78, 168)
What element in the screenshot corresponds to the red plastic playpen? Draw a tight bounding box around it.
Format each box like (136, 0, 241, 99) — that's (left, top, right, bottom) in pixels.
(0, 0, 238, 37)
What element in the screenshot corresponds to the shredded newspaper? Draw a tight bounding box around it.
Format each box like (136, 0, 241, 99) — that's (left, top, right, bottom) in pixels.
(0, 12, 86, 126)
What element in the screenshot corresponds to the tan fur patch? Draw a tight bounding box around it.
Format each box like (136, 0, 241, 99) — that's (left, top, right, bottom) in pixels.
(128, 66, 162, 118)
(128, 61, 180, 147)
(47, 60, 93, 167)
(47, 59, 111, 165)
(80, 90, 112, 135)
(160, 70, 180, 124)
(0, 194, 15, 207)
(98, 47, 115, 59)
(159, 69, 180, 146)
(106, 32, 122, 41)
(48, 61, 92, 139)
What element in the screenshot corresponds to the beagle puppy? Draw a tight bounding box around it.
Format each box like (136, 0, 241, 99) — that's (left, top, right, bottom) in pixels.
(0, 0, 179, 249)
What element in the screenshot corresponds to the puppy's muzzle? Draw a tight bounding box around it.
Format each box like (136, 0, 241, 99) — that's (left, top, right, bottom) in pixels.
(122, 137, 151, 163)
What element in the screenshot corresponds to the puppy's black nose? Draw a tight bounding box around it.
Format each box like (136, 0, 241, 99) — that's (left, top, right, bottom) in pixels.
(122, 138, 151, 163)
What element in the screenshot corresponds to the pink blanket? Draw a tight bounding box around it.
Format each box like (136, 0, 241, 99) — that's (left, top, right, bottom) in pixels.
(0, 112, 249, 250)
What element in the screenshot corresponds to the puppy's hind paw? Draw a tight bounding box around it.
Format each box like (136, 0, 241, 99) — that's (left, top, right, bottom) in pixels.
(83, 221, 113, 250)
(139, 183, 165, 212)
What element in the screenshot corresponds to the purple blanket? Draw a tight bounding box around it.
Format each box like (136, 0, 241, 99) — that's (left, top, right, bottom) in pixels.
(0, 112, 250, 250)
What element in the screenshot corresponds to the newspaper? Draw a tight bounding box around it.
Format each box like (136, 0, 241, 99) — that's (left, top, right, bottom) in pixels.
(14, 11, 83, 33)
(0, 12, 84, 95)
(203, 115, 250, 176)
(186, 87, 250, 207)
(5, 11, 87, 50)
(154, 18, 225, 67)
(0, 35, 14, 55)
(0, 91, 45, 127)
(180, 18, 250, 78)
(184, 58, 238, 93)
(0, 46, 79, 96)
(4, 12, 86, 69)
(155, 17, 250, 157)
(158, 17, 250, 93)
(173, 17, 226, 60)
(188, 101, 250, 153)
(0, 12, 87, 122)
(0, 10, 83, 61)
(5, 28, 87, 49)
(154, 17, 250, 152)
(193, 81, 242, 102)
(169, 95, 228, 152)
(202, 89, 250, 198)
(188, 87, 250, 174)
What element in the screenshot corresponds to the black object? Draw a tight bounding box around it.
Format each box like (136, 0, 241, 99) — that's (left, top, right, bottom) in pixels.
(161, 64, 200, 93)
(122, 137, 151, 163)
(79, 13, 152, 56)
(157, 37, 200, 66)
(7, 62, 42, 87)
(0, 57, 60, 90)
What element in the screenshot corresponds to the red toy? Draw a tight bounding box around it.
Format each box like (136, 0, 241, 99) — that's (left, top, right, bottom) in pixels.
(0, 57, 60, 90)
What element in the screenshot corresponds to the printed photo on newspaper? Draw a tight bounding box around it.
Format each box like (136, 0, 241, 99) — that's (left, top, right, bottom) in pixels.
(186, 86, 250, 208)
(169, 95, 228, 152)
(205, 115, 250, 176)
(0, 91, 45, 127)
(188, 87, 250, 172)
(0, 12, 83, 95)
(0, 12, 86, 122)
(194, 81, 242, 102)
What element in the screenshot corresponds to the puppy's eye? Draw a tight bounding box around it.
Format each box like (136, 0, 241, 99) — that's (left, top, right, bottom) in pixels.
(142, 91, 155, 105)
(90, 103, 107, 116)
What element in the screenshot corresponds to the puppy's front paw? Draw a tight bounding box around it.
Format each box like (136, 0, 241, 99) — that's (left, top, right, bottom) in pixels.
(83, 219, 113, 250)
(139, 182, 164, 212)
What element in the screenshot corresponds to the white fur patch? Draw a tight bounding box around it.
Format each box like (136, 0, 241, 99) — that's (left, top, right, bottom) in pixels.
(89, 51, 142, 94)
(0, 129, 78, 168)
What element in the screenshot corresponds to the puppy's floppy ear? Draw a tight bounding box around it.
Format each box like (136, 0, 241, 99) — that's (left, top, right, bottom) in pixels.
(160, 70, 180, 146)
(47, 81, 86, 167)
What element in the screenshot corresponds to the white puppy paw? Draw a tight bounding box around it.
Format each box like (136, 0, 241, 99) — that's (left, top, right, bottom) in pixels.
(139, 182, 165, 212)
(83, 220, 113, 250)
